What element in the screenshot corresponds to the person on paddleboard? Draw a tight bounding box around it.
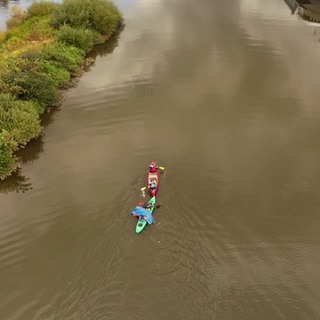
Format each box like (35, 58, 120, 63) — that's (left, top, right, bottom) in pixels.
(144, 203, 153, 210)
(150, 181, 156, 190)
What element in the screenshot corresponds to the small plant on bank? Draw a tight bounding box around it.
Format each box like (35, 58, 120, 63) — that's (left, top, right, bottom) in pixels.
(6, 6, 27, 29)
(27, 1, 59, 18)
(50, 0, 123, 35)
(0, 93, 42, 179)
(0, 57, 60, 113)
(40, 42, 85, 72)
(56, 25, 102, 53)
(0, 139, 18, 178)
(0, 31, 5, 43)
(0, 93, 42, 146)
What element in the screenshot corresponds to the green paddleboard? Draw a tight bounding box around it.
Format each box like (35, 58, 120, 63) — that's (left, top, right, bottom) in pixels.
(135, 196, 156, 234)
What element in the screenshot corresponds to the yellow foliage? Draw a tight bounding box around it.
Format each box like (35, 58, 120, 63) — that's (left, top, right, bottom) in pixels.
(0, 31, 5, 43)
(10, 6, 27, 20)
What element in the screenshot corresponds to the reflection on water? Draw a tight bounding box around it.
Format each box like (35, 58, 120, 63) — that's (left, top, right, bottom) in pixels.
(16, 136, 44, 165)
(0, 172, 33, 193)
(0, 0, 18, 7)
(88, 26, 124, 59)
(40, 106, 62, 128)
(0, 106, 58, 193)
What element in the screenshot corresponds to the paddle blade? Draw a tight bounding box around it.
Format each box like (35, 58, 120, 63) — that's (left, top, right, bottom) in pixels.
(159, 166, 165, 170)
(140, 187, 146, 191)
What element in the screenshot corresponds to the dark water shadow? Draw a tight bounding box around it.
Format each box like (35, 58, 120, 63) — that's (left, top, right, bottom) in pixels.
(283, 0, 320, 24)
(0, 108, 59, 194)
(87, 25, 124, 59)
(0, 171, 33, 194)
(0, 28, 123, 194)
(0, 106, 61, 194)
(0, 0, 19, 10)
(15, 136, 44, 165)
(0, 0, 12, 7)
(40, 105, 62, 128)
(282, 0, 299, 14)
(0, 155, 35, 193)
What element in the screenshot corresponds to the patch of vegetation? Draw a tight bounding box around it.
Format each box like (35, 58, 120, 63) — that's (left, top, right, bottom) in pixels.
(0, 0, 123, 180)
(27, 1, 59, 18)
(0, 57, 60, 112)
(5, 5, 27, 29)
(50, 0, 123, 36)
(56, 25, 102, 53)
(0, 93, 42, 178)
(40, 42, 85, 72)
(0, 141, 18, 178)
(0, 93, 42, 146)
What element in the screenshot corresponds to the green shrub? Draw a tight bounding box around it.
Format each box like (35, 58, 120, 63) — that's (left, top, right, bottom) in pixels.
(0, 93, 42, 146)
(19, 50, 70, 86)
(56, 25, 101, 53)
(21, 16, 55, 40)
(0, 57, 59, 112)
(50, 0, 92, 30)
(43, 61, 70, 86)
(0, 92, 23, 112)
(0, 94, 41, 178)
(0, 30, 5, 43)
(13, 16, 54, 43)
(6, 17, 23, 30)
(6, 35, 20, 48)
(0, 63, 26, 98)
(90, 0, 123, 35)
(17, 72, 59, 112)
(40, 42, 85, 71)
(20, 49, 43, 61)
(5, 16, 54, 44)
(50, 0, 123, 35)
(28, 100, 44, 114)
(27, 1, 59, 18)
(0, 107, 42, 146)
(4, 26, 21, 41)
(0, 138, 18, 178)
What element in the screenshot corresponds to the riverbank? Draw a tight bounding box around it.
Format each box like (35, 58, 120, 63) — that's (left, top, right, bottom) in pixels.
(0, 0, 123, 180)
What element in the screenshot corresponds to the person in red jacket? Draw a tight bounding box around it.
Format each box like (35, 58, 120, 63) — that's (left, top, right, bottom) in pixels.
(149, 161, 158, 173)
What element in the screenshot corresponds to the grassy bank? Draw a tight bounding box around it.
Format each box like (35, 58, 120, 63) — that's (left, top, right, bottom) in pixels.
(0, 0, 123, 180)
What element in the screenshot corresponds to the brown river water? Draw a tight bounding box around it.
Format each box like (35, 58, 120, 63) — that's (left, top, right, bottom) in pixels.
(1, 0, 320, 319)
